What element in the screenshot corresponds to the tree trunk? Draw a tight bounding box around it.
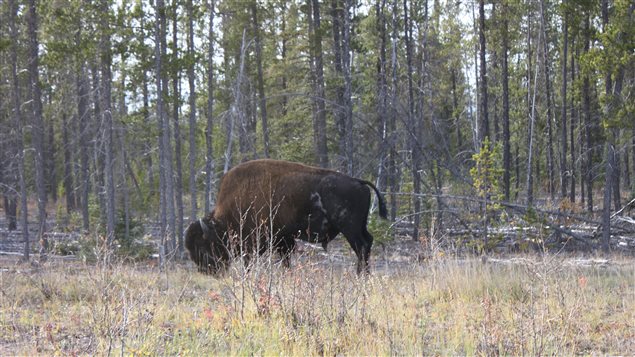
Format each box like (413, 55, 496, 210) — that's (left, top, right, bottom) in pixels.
(624, 137, 630, 196)
(478, 0, 489, 144)
(602, 142, 613, 252)
(526, 7, 537, 206)
(100, 0, 116, 246)
(62, 113, 76, 212)
(419, 1, 434, 236)
(571, 37, 578, 203)
(226, 30, 249, 173)
(205, 0, 216, 213)
(502, 0, 511, 201)
(331, 0, 346, 171)
(172, 1, 184, 253)
(560, 9, 568, 199)
(376, 0, 389, 194)
(452, 70, 463, 154)
(118, 56, 130, 241)
(155, 0, 171, 252)
(10, 0, 29, 260)
(583, 14, 593, 212)
(5, 197, 18, 232)
(342, 0, 354, 175)
(187, 0, 198, 222)
(611, 64, 624, 211)
(27, 0, 48, 259)
(404, 0, 420, 241)
(91, 65, 106, 226)
(388, 0, 400, 222)
(233, 28, 255, 162)
(77, 63, 91, 230)
(309, 0, 329, 167)
(251, 1, 270, 159)
(139, 8, 154, 191)
(471, 2, 479, 150)
(280, 1, 289, 117)
(46, 120, 57, 204)
(539, 0, 555, 201)
(1, 128, 18, 230)
(515, 144, 520, 199)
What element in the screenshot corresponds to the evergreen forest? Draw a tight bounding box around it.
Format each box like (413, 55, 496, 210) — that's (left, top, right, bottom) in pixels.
(1, 0, 634, 259)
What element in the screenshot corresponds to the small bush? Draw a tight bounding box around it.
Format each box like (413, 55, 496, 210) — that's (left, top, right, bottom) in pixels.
(75, 212, 155, 262)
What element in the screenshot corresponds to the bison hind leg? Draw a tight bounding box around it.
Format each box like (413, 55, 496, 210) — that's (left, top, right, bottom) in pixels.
(339, 226, 373, 274)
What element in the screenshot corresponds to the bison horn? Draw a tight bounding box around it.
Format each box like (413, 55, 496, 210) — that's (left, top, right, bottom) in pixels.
(199, 218, 210, 234)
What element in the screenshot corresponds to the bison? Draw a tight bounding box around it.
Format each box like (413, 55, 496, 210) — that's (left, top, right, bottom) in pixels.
(185, 159, 387, 274)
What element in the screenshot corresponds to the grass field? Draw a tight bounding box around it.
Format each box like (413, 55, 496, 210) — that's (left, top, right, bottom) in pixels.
(1, 254, 633, 355)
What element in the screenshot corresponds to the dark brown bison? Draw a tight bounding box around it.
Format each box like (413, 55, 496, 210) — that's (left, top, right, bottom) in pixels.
(185, 159, 387, 274)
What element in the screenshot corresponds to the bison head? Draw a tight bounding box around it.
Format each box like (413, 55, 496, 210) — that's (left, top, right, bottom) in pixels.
(184, 215, 230, 274)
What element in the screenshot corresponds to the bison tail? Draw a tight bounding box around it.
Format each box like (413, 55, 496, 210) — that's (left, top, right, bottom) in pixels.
(359, 180, 388, 219)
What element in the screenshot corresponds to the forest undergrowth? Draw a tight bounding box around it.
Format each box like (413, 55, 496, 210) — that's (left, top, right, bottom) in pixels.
(1, 252, 633, 355)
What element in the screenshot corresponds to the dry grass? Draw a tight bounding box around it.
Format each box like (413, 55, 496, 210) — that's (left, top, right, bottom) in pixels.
(1, 254, 633, 355)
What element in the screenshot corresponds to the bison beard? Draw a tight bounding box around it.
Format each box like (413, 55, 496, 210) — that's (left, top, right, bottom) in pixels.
(185, 159, 387, 274)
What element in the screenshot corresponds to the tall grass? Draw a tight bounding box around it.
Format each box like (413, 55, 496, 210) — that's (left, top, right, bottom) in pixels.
(1, 254, 633, 355)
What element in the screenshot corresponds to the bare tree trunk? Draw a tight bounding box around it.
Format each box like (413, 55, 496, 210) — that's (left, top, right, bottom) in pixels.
(515, 144, 520, 199)
(155, 0, 173, 253)
(100, 0, 116, 246)
(280, 2, 289, 117)
(139, 9, 154, 191)
(539, 0, 555, 201)
(342, 0, 354, 175)
(233, 27, 256, 163)
(4, 196, 18, 231)
(171, 2, 184, 253)
(571, 37, 577, 203)
(502, 0, 511, 202)
(601, 0, 617, 250)
(46, 120, 57, 204)
(225, 30, 249, 173)
(624, 136, 630, 195)
(187, 0, 198, 221)
(331, 0, 346, 171)
(422, 6, 436, 234)
(611, 68, 624, 211)
(560, 9, 569, 199)
(118, 56, 130, 241)
(478, 0, 489, 144)
(251, 1, 270, 158)
(388, 0, 400, 222)
(10, 0, 29, 260)
(27, 0, 48, 259)
(309, 0, 329, 167)
(471, 2, 479, 150)
(91, 65, 105, 224)
(404, 0, 420, 241)
(602, 142, 614, 252)
(77, 63, 91, 230)
(583, 14, 593, 212)
(452, 70, 463, 154)
(62, 113, 76, 213)
(1, 136, 18, 230)
(375, 0, 389, 193)
(205, 0, 216, 213)
(526, 6, 538, 206)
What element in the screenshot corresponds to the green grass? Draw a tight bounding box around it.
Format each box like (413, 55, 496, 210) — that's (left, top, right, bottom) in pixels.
(1, 255, 633, 355)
